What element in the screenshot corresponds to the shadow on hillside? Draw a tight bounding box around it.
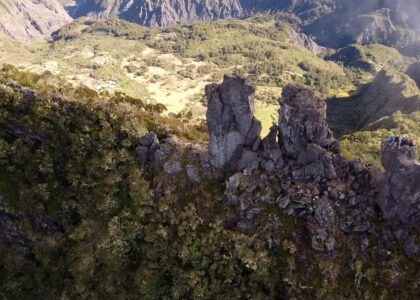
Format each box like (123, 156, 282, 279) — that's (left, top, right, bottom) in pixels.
(326, 83, 371, 138)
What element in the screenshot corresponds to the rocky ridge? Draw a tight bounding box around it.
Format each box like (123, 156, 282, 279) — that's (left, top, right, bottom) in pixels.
(134, 75, 420, 255)
(7, 74, 417, 246)
(1, 75, 419, 297)
(71, 0, 291, 27)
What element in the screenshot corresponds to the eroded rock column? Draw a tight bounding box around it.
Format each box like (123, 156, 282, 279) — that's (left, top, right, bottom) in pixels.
(206, 75, 262, 170)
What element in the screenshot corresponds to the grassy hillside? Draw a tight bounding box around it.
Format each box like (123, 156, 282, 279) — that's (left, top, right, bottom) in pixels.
(1, 16, 417, 163)
(327, 44, 412, 73)
(0, 16, 367, 135)
(328, 67, 420, 136)
(329, 67, 420, 166)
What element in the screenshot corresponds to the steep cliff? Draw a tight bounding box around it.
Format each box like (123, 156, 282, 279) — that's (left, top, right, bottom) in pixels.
(0, 0, 72, 41)
(72, 0, 246, 26)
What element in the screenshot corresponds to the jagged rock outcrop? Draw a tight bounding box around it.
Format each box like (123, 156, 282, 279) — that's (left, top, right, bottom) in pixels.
(280, 85, 336, 157)
(205, 79, 343, 179)
(134, 76, 418, 236)
(0, 0, 72, 41)
(205, 75, 261, 170)
(279, 85, 339, 180)
(288, 28, 324, 56)
(378, 142, 420, 226)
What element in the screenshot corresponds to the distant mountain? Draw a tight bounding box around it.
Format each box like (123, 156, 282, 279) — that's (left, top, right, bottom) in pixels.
(304, 0, 420, 49)
(0, 0, 72, 41)
(70, 0, 317, 27)
(69, 0, 420, 54)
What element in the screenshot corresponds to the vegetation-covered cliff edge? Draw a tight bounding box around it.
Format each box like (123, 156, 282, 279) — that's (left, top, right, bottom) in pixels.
(0, 66, 419, 299)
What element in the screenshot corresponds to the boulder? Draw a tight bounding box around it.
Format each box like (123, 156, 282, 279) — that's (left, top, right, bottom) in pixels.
(136, 132, 161, 168)
(6, 83, 37, 109)
(163, 160, 183, 175)
(136, 146, 149, 166)
(237, 150, 259, 171)
(186, 165, 201, 183)
(206, 75, 262, 170)
(377, 141, 420, 225)
(140, 132, 159, 147)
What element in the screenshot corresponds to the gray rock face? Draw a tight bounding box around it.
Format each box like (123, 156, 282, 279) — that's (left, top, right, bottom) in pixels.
(289, 28, 324, 56)
(136, 132, 160, 166)
(186, 165, 201, 183)
(260, 126, 283, 172)
(279, 85, 335, 158)
(140, 132, 159, 147)
(293, 144, 337, 180)
(279, 85, 337, 180)
(71, 0, 297, 27)
(0, 0, 72, 41)
(73, 0, 244, 26)
(206, 75, 261, 170)
(378, 141, 420, 226)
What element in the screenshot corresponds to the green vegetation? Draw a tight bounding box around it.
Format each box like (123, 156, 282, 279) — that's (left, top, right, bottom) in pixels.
(328, 44, 413, 74)
(0, 16, 365, 128)
(0, 53, 419, 299)
(0, 67, 282, 299)
(2, 16, 415, 139)
(327, 65, 420, 166)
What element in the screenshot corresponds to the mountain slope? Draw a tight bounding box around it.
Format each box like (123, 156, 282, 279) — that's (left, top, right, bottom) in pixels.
(0, 16, 357, 135)
(70, 0, 420, 52)
(328, 67, 420, 137)
(0, 0, 72, 41)
(304, 0, 420, 49)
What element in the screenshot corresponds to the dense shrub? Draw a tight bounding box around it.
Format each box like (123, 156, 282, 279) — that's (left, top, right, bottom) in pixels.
(0, 66, 288, 299)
